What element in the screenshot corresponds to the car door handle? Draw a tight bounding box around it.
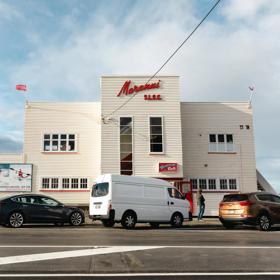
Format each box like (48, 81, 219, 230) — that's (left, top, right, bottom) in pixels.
(170, 202, 174, 205)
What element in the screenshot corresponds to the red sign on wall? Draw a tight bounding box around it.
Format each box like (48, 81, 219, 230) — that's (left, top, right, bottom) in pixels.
(159, 163, 178, 173)
(117, 80, 162, 101)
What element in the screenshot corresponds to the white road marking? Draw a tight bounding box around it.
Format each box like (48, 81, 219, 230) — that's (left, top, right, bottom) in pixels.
(0, 246, 161, 266)
(1, 272, 280, 277)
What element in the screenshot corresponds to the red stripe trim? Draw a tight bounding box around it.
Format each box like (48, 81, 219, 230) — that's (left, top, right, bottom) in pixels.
(40, 189, 90, 192)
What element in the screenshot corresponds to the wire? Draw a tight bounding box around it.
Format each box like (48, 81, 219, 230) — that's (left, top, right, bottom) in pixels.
(104, 0, 222, 120)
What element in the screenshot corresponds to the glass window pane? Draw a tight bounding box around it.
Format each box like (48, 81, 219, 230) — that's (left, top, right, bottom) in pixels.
(68, 141, 75, 151)
(226, 134, 233, 143)
(208, 179, 216, 190)
(199, 179, 207, 190)
(120, 117, 132, 126)
(69, 134, 75, 139)
(218, 134, 225, 143)
(120, 126, 132, 135)
(44, 134, 50, 140)
(52, 141, 58, 151)
(150, 135, 162, 143)
(121, 152, 132, 161)
(121, 161, 133, 170)
(60, 141, 67, 151)
(209, 134, 216, 143)
(150, 117, 162, 126)
(62, 178, 70, 189)
(150, 144, 163, 152)
(220, 179, 228, 190)
(52, 134, 59, 139)
(150, 126, 162, 135)
(71, 178, 79, 189)
(61, 134, 67, 139)
(120, 143, 132, 152)
(44, 141, 50, 151)
(120, 135, 132, 143)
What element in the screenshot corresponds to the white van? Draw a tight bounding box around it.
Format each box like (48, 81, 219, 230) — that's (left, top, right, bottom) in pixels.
(89, 174, 190, 229)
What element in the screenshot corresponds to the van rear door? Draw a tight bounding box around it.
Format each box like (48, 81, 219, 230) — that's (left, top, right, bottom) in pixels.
(90, 182, 110, 216)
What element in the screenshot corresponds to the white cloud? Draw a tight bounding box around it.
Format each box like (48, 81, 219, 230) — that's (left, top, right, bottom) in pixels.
(0, 2, 21, 21)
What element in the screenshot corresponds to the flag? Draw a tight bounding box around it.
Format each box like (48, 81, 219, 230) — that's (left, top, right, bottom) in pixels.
(16, 84, 27, 91)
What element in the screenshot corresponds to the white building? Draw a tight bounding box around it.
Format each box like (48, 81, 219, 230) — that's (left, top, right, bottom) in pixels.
(0, 76, 275, 216)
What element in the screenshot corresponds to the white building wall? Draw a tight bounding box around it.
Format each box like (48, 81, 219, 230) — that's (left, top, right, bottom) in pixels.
(101, 76, 183, 178)
(23, 102, 101, 205)
(181, 102, 257, 215)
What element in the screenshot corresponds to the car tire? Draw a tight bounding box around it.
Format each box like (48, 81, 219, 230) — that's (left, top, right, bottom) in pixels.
(101, 219, 115, 227)
(69, 211, 83, 226)
(121, 212, 137, 229)
(222, 222, 235, 229)
(171, 213, 183, 228)
(257, 213, 271, 231)
(150, 222, 160, 228)
(9, 212, 24, 228)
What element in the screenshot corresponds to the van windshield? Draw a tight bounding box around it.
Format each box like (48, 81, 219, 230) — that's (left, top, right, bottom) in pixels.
(92, 182, 109, 197)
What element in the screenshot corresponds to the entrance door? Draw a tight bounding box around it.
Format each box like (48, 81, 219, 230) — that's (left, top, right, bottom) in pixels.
(179, 181, 193, 214)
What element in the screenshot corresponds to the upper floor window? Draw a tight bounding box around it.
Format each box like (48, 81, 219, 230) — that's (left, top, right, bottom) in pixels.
(209, 134, 234, 153)
(120, 117, 133, 175)
(43, 134, 76, 152)
(150, 117, 164, 153)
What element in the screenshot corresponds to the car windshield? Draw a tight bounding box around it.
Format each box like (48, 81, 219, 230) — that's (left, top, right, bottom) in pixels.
(223, 194, 249, 202)
(92, 182, 109, 197)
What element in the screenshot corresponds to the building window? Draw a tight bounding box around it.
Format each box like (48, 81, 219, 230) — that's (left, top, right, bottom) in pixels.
(80, 178, 88, 189)
(150, 117, 163, 153)
(208, 179, 216, 190)
(41, 177, 89, 190)
(120, 117, 133, 175)
(220, 179, 228, 190)
(229, 179, 237, 190)
(199, 179, 207, 190)
(209, 134, 234, 153)
(190, 179, 198, 190)
(62, 178, 70, 189)
(43, 134, 76, 152)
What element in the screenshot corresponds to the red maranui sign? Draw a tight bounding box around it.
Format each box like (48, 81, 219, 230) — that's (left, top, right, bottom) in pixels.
(117, 80, 161, 100)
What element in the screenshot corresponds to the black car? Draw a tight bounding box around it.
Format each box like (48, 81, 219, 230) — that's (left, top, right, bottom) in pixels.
(0, 194, 85, 228)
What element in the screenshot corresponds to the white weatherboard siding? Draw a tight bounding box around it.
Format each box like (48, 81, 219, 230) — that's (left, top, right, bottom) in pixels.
(101, 76, 183, 178)
(181, 102, 257, 215)
(23, 102, 101, 205)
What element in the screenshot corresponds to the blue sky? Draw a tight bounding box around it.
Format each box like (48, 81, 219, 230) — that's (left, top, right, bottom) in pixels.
(0, 0, 280, 192)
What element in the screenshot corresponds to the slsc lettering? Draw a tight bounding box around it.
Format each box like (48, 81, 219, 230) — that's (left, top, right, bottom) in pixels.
(144, 94, 161, 101)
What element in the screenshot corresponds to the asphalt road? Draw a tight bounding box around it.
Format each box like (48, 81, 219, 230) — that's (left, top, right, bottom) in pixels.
(0, 223, 280, 279)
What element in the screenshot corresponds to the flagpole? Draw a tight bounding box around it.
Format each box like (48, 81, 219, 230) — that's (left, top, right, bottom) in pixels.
(248, 86, 255, 109)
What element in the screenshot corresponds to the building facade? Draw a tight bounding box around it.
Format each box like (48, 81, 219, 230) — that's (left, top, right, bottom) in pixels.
(0, 76, 273, 216)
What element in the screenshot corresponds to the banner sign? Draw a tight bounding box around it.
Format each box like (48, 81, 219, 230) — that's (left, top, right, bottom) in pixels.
(0, 164, 32, 192)
(159, 163, 178, 173)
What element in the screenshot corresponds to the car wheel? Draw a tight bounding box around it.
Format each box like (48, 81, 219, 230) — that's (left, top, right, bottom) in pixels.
(257, 213, 271, 231)
(222, 222, 235, 229)
(171, 213, 183, 228)
(150, 222, 160, 228)
(9, 212, 24, 228)
(121, 212, 137, 229)
(69, 211, 83, 226)
(101, 219, 115, 227)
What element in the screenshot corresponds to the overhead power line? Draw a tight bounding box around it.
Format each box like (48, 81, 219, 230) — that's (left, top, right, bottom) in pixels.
(104, 0, 222, 120)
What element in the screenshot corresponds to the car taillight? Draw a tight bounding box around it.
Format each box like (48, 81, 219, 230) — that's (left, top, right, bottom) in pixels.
(219, 202, 225, 207)
(239, 200, 254, 206)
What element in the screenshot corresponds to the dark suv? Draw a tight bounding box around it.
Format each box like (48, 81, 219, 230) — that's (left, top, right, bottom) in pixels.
(0, 194, 85, 228)
(219, 192, 280, 231)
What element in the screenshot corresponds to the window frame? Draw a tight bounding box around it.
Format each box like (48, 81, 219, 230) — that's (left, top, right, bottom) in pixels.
(149, 116, 165, 154)
(208, 133, 235, 153)
(189, 178, 239, 192)
(42, 133, 78, 153)
(119, 116, 134, 176)
(40, 177, 89, 191)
